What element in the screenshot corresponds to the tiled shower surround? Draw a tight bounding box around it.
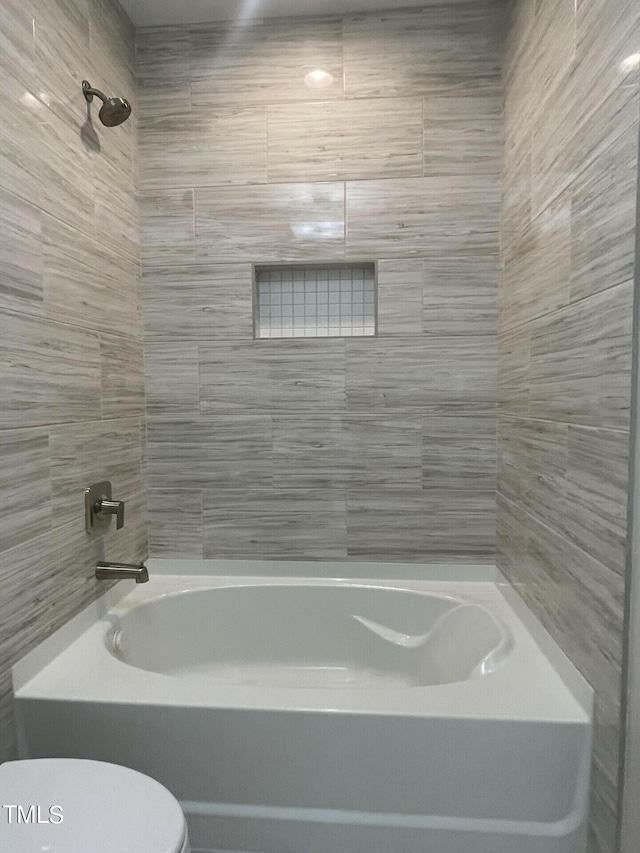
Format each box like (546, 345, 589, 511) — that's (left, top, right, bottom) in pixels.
(139, 4, 503, 562)
(0, 0, 144, 760)
(0, 1, 638, 851)
(498, 1, 640, 851)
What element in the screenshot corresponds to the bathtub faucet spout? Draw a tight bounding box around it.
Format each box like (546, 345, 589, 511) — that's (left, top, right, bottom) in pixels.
(96, 562, 149, 583)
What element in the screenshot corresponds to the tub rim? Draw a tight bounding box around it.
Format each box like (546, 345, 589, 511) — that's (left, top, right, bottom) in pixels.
(13, 567, 592, 724)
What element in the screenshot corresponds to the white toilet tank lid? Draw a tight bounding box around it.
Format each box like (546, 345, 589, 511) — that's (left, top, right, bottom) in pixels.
(0, 758, 187, 853)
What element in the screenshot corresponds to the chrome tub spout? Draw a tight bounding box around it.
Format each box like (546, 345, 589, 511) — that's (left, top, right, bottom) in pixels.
(96, 562, 149, 583)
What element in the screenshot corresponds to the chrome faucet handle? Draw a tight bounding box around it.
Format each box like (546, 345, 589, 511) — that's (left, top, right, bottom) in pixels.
(96, 498, 125, 529)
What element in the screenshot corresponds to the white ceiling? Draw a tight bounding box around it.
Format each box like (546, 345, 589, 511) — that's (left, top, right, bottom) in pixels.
(119, 0, 429, 28)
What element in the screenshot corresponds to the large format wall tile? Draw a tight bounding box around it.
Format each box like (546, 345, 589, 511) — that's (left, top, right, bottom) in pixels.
(147, 488, 203, 558)
(94, 170, 140, 263)
(531, 42, 639, 220)
(0, 188, 43, 314)
(423, 414, 496, 491)
(0, 69, 47, 207)
(190, 18, 344, 106)
(346, 177, 500, 259)
(498, 418, 629, 577)
(99, 333, 145, 420)
(563, 425, 629, 575)
(0, 0, 36, 92)
(525, 0, 576, 124)
(90, 0, 135, 76)
(346, 337, 496, 413)
(142, 263, 254, 340)
(570, 121, 638, 303)
(529, 280, 633, 430)
(495, 492, 528, 584)
(0, 310, 102, 429)
(140, 107, 268, 190)
(200, 339, 346, 414)
(346, 488, 496, 561)
(272, 415, 423, 490)
(423, 253, 498, 336)
(33, 0, 91, 124)
(343, 5, 502, 98)
(376, 260, 423, 336)
(140, 189, 195, 267)
(575, 0, 640, 119)
(501, 133, 532, 247)
(202, 488, 347, 559)
(498, 416, 568, 529)
(501, 190, 571, 331)
(0, 428, 51, 552)
(136, 27, 191, 121)
(33, 105, 95, 240)
(147, 416, 273, 489)
(267, 98, 423, 183)
(497, 325, 530, 416)
(272, 416, 352, 489)
(0, 520, 106, 678)
(423, 95, 503, 177)
(195, 183, 346, 263)
(144, 342, 200, 415)
(345, 416, 424, 489)
(42, 215, 140, 338)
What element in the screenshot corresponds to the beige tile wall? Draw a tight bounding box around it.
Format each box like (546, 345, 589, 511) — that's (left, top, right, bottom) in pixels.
(139, 4, 503, 564)
(0, 0, 144, 761)
(498, 1, 640, 850)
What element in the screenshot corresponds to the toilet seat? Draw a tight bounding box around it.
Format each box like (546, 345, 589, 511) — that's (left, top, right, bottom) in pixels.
(0, 758, 188, 853)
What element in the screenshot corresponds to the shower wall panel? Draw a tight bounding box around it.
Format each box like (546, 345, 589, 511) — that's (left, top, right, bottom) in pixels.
(138, 4, 503, 564)
(0, 0, 144, 760)
(497, 1, 640, 850)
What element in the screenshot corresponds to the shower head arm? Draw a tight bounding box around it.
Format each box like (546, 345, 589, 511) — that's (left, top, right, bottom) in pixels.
(82, 80, 108, 105)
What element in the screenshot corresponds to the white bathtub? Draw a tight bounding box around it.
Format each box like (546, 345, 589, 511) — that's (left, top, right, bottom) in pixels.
(13, 560, 592, 853)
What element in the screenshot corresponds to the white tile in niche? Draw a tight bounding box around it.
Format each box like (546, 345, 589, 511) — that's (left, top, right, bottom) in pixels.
(256, 263, 376, 339)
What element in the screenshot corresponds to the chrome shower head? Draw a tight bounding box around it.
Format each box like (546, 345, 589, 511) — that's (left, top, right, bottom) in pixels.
(99, 96, 132, 127)
(82, 80, 132, 127)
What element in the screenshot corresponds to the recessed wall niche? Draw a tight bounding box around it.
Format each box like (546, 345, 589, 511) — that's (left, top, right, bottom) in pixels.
(253, 263, 377, 339)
